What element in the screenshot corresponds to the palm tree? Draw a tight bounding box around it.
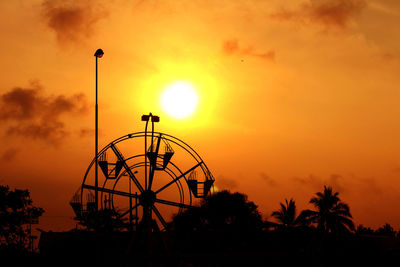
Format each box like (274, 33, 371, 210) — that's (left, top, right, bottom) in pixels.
(304, 186, 354, 233)
(271, 198, 309, 229)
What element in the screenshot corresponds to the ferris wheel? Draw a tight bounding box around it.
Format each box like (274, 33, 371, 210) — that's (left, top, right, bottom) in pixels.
(70, 113, 214, 230)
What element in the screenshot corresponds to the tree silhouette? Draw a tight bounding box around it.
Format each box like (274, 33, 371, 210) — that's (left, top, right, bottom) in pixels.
(356, 224, 374, 235)
(75, 208, 127, 232)
(270, 198, 310, 229)
(171, 190, 263, 232)
(0, 185, 44, 251)
(303, 186, 354, 233)
(376, 223, 396, 237)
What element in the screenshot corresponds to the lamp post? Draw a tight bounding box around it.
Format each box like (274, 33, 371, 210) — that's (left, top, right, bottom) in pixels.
(94, 48, 104, 211)
(140, 113, 159, 229)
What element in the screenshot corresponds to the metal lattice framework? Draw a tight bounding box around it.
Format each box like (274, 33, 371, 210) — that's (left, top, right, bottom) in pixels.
(71, 114, 214, 230)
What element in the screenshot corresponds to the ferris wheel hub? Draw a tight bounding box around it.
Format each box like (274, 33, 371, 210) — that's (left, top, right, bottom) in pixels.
(139, 190, 156, 207)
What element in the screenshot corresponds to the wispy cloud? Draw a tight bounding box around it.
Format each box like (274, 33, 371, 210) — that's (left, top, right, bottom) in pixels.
(215, 175, 238, 190)
(260, 172, 278, 187)
(293, 173, 346, 192)
(78, 128, 95, 138)
(368, 1, 400, 16)
(293, 173, 382, 195)
(271, 0, 366, 30)
(222, 39, 275, 62)
(0, 81, 89, 145)
(1, 148, 19, 162)
(41, 0, 108, 44)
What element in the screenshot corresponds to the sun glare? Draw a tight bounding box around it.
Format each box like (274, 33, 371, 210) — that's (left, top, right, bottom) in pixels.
(161, 81, 199, 119)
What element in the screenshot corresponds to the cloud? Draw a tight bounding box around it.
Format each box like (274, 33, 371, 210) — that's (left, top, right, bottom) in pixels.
(222, 39, 275, 62)
(223, 39, 240, 55)
(215, 176, 238, 190)
(381, 53, 400, 62)
(260, 173, 278, 187)
(271, 0, 366, 30)
(6, 122, 68, 144)
(293, 174, 341, 191)
(0, 81, 89, 145)
(328, 174, 345, 192)
(368, 1, 400, 16)
(293, 174, 322, 188)
(1, 148, 19, 162)
(360, 177, 382, 195)
(293, 173, 382, 196)
(41, 0, 108, 44)
(79, 128, 95, 138)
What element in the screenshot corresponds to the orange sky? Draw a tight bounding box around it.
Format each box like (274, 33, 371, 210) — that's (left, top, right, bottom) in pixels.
(1, 0, 400, 231)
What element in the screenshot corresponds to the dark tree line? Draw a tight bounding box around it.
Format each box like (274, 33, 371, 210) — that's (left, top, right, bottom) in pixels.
(1, 182, 397, 251)
(268, 186, 398, 237)
(171, 185, 399, 239)
(170, 186, 356, 235)
(356, 223, 399, 237)
(4, 183, 400, 267)
(71, 184, 398, 238)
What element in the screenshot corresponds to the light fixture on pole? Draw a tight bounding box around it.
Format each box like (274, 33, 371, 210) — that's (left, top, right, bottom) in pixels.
(94, 48, 104, 211)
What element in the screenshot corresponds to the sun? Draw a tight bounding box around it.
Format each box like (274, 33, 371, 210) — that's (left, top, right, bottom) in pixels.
(161, 81, 199, 119)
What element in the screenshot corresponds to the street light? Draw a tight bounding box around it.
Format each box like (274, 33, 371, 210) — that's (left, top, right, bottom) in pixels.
(94, 48, 104, 211)
(141, 113, 159, 190)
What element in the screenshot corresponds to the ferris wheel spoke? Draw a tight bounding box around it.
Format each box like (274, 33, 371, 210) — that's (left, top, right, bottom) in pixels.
(110, 143, 144, 193)
(82, 184, 139, 199)
(120, 203, 140, 217)
(155, 198, 192, 209)
(154, 161, 203, 194)
(152, 205, 168, 229)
